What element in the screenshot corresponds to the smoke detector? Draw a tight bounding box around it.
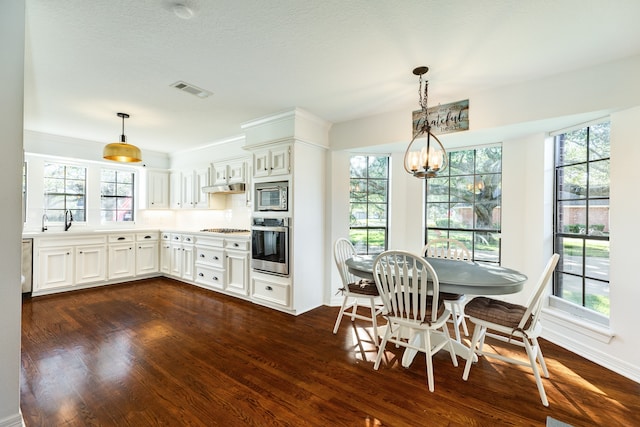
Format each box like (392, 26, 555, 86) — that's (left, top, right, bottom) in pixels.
(170, 81, 212, 99)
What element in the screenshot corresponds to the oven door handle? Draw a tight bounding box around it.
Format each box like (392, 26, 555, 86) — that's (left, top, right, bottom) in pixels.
(251, 226, 288, 232)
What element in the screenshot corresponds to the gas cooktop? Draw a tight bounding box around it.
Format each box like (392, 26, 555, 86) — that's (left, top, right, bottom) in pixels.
(199, 228, 250, 233)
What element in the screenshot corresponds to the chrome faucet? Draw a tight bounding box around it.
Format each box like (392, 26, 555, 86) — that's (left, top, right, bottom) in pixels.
(41, 214, 48, 232)
(64, 209, 73, 231)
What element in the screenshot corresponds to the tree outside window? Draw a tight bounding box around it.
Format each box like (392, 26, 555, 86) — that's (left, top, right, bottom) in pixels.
(101, 169, 135, 222)
(554, 121, 610, 317)
(43, 163, 86, 222)
(425, 146, 502, 263)
(349, 155, 389, 254)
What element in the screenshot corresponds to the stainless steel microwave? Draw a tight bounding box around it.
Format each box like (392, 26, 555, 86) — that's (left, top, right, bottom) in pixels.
(255, 181, 288, 211)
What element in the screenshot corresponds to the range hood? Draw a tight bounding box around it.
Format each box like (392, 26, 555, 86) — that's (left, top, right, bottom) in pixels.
(202, 183, 246, 194)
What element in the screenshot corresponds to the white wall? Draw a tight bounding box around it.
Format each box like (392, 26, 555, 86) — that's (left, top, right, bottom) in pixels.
(0, 1, 26, 426)
(327, 55, 640, 382)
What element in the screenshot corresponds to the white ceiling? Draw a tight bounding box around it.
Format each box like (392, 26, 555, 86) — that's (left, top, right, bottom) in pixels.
(24, 0, 640, 154)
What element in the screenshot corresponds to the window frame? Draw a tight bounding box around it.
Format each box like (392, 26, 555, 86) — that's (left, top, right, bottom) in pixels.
(348, 155, 390, 255)
(424, 144, 503, 264)
(552, 120, 610, 321)
(43, 162, 87, 223)
(100, 167, 136, 223)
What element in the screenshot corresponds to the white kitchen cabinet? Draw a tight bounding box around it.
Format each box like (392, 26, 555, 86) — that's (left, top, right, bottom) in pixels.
(160, 233, 172, 274)
(37, 246, 74, 291)
(253, 144, 290, 178)
(147, 170, 169, 209)
(75, 244, 107, 285)
(169, 234, 195, 280)
(169, 171, 182, 209)
(108, 234, 135, 280)
(213, 159, 246, 185)
(136, 232, 159, 276)
(194, 235, 225, 290)
(225, 249, 249, 296)
(174, 168, 210, 208)
(251, 273, 290, 308)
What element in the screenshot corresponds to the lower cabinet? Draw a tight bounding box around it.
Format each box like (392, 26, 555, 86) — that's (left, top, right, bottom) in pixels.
(108, 234, 136, 280)
(225, 239, 249, 296)
(38, 246, 75, 291)
(251, 272, 291, 307)
(75, 244, 107, 285)
(169, 234, 195, 281)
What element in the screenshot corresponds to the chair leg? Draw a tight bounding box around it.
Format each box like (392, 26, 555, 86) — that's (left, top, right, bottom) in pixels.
(450, 303, 462, 342)
(441, 324, 458, 367)
(524, 338, 549, 406)
(459, 306, 469, 337)
(374, 324, 393, 370)
(369, 298, 379, 347)
(332, 296, 349, 334)
(532, 336, 550, 378)
(423, 331, 435, 392)
(462, 324, 485, 381)
(350, 298, 359, 321)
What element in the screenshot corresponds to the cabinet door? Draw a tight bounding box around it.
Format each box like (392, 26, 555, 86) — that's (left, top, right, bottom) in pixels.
(160, 242, 171, 274)
(170, 171, 182, 208)
(147, 171, 169, 209)
(253, 149, 270, 178)
(182, 244, 195, 281)
(108, 244, 135, 280)
(227, 160, 246, 184)
(213, 162, 228, 186)
(37, 247, 74, 290)
(194, 167, 210, 208)
(226, 250, 248, 296)
(269, 145, 290, 176)
(182, 172, 194, 207)
(75, 245, 107, 285)
(170, 244, 183, 277)
(136, 241, 159, 275)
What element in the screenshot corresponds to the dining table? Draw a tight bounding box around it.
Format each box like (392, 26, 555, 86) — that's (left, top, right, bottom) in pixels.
(344, 255, 528, 366)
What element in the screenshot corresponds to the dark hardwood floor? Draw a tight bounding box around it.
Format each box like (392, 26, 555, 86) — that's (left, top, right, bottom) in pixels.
(20, 278, 640, 427)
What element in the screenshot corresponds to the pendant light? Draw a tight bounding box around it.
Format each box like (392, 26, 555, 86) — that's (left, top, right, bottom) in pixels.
(103, 112, 142, 163)
(403, 67, 447, 178)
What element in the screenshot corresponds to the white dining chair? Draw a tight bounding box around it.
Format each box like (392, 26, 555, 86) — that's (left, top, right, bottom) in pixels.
(372, 250, 458, 392)
(332, 238, 384, 345)
(422, 238, 471, 342)
(462, 253, 560, 406)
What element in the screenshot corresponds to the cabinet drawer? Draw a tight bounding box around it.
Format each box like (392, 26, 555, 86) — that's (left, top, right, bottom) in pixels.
(252, 278, 290, 306)
(194, 247, 224, 268)
(108, 234, 135, 243)
(194, 235, 224, 247)
(195, 266, 225, 290)
(136, 232, 159, 241)
(170, 233, 195, 244)
(225, 239, 249, 251)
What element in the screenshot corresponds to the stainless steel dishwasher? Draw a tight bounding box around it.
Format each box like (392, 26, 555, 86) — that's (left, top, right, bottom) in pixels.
(21, 238, 33, 293)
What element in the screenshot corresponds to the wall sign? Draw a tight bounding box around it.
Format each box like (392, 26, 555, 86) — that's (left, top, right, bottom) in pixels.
(412, 99, 469, 137)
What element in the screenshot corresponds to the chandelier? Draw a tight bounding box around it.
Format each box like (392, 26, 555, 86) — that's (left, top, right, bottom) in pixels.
(403, 67, 447, 178)
(103, 112, 142, 163)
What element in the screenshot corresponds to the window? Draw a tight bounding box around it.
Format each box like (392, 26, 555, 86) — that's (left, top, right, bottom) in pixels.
(101, 168, 135, 222)
(553, 121, 610, 318)
(425, 146, 502, 263)
(44, 163, 86, 222)
(349, 155, 389, 254)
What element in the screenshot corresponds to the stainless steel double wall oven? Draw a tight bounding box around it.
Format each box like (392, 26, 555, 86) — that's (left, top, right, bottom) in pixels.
(251, 216, 289, 276)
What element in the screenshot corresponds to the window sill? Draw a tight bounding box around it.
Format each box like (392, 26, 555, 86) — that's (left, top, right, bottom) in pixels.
(542, 297, 614, 344)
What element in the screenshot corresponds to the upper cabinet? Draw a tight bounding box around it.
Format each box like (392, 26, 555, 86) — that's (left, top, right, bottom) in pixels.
(170, 167, 211, 209)
(146, 170, 169, 209)
(213, 159, 246, 186)
(252, 144, 290, 178)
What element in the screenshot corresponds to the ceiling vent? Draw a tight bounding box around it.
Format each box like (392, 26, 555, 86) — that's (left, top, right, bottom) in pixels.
(170, 81, 212, 99)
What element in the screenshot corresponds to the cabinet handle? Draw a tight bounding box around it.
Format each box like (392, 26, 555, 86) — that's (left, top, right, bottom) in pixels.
(213, 276, 218, 281)
(185, 238, 191, 242)
(144, 235, 152, 239)
(199, 254, 205, 258)
(66, 252, 70, 255)
(174, 236, 179, 240)
(198, 272, 204, 277)
(234, 243, 239, 247)
(265, 286, 273, 291)
(214, 256, 219, 260)
(129, 247, 132, 250)
(78, 251, 83, 254)
(117, 237, 125, 241)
